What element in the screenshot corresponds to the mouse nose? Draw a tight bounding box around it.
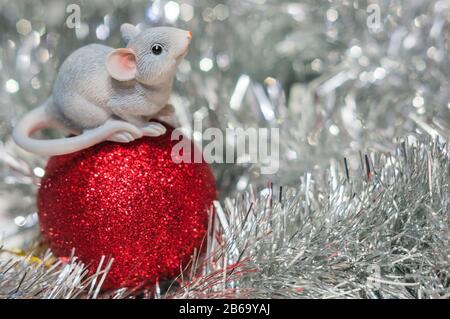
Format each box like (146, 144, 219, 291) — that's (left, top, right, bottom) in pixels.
(187, 31, 192, 40)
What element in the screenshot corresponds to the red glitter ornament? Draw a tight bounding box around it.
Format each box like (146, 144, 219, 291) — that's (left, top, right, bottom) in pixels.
(37, 125, 216, 290)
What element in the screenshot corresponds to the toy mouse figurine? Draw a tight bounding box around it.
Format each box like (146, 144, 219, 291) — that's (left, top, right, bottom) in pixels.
(13, 24, 192, 156)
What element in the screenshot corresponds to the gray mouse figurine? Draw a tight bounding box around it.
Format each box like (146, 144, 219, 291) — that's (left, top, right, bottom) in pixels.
(13, 23, 192, 156)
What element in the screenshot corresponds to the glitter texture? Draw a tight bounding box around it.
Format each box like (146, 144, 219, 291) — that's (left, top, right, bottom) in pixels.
(37, 125, 216, 290)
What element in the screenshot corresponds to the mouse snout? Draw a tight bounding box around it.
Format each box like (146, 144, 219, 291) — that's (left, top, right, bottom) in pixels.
(172, 29, 192, 61)
(178, 29, 192, 43)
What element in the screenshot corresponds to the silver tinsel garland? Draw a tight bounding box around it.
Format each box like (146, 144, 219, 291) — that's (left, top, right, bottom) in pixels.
(1, 137, 449, 298)
(0, 0, 449, 298)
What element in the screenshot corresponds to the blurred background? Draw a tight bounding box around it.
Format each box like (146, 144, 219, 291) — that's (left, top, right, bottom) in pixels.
(0, 0, 449, 253)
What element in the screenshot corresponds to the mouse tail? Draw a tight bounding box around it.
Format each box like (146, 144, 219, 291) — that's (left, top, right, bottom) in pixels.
(13, 100, 141, 156)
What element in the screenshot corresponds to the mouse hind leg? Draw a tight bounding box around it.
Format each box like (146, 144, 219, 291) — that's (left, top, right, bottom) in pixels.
(54, 93, 113, 132)
(63, 94, 145, 142)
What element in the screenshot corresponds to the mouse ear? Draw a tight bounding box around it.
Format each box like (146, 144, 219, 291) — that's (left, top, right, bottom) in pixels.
(120, 23, 140, 44)
(105, 48, 137, 81)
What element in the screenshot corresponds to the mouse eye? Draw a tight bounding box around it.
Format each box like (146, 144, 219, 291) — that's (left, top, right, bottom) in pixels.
(151, 44, 163, 55)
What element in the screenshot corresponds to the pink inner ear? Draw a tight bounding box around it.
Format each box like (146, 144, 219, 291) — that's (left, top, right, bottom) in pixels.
(119, 53, 135, 69)
(106, 48, 137, 81)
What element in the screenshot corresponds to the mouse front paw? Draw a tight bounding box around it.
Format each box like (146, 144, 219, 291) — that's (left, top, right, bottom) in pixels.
(141, 122, 167, 137)
(108, 132, 137, 143)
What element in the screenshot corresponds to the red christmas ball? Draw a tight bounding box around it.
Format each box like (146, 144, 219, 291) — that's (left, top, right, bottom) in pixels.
(37, 125, 216, 290)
